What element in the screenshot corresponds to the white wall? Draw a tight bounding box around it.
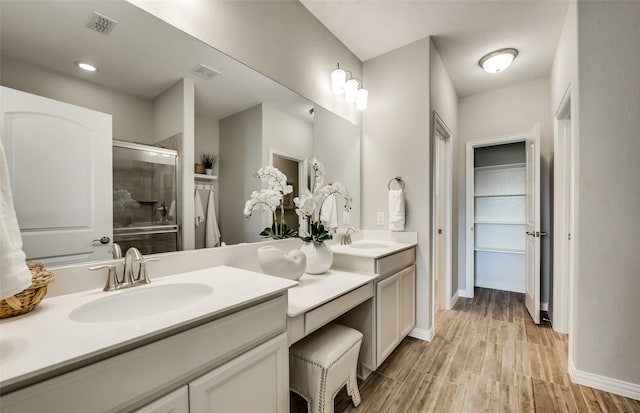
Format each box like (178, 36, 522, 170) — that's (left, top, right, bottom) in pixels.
(573, 0, 640, 388)
(456, 78, 553, 304)
(194, 115, 220, 249)
(429, 40, 459, 294)
(362, 38, 432, 336)
(127, 0, 362, 126)
(262, 104, 314, 167)
(152, 81, 185, 143)
(0, 56, 154, 143)
(313, 105, 361, 230)
(550, 2, 577, 114)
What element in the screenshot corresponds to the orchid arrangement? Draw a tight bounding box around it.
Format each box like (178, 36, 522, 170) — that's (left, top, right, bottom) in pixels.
(243, 165, 298, 239)
(294, 158, 352, 244)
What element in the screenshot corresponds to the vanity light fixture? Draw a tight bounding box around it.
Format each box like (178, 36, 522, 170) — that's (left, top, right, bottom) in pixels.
(331, 63, 368, 110)
(75, 61, 98, 72)
(478, 48, 518, 74)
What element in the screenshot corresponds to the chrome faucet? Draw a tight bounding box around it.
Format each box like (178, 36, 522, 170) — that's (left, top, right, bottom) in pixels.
(340, 227, 358, 246)
(90, 247, 158, 291)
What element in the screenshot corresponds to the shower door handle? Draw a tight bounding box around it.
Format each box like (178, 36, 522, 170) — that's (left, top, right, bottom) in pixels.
(92, 236, 111, 245)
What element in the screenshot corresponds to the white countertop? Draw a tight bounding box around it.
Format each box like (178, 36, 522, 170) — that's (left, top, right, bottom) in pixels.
(330, 239, 416, 259)
(287, 269, 377, 317)
(0, 266, 296, 391)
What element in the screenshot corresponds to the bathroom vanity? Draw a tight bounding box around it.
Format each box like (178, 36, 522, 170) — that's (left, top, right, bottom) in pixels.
(0, 267, 296, 413)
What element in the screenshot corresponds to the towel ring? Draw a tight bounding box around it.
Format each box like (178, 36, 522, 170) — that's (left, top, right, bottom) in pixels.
(388, 176, 405, 190)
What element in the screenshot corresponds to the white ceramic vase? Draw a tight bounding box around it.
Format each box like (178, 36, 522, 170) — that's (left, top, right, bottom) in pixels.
(300, 241, 333, 274)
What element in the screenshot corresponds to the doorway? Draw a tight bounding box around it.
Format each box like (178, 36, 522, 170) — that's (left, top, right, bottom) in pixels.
(552, 86, 574, 334)
(271, 151, 308, 235)
(465, 126, 542, 324)
(431, 112, 453, 316)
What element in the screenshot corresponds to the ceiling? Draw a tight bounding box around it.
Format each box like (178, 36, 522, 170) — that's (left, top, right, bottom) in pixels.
(1, 1, 311, 120)
(300, 0, 570, 97)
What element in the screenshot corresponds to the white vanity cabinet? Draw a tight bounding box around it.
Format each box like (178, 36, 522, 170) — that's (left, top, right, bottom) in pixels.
(376, 265, 416, 363)
(335, 245, 417, 377)
(1, 295, 289, 413)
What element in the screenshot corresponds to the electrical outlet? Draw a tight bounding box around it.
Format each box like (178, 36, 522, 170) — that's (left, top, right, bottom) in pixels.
(343, 211, 350, 225)
(376, 212, 385, 226)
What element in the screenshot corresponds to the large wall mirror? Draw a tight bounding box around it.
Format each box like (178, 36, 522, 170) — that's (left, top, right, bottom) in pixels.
(0, 0, 360, 266)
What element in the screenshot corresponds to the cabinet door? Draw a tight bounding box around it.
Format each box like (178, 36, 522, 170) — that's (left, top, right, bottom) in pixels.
(189, 334, 288, 413)
(398, 265, 416, 338)
(134, 387, 188, 413)
(376, 272, 400, 364)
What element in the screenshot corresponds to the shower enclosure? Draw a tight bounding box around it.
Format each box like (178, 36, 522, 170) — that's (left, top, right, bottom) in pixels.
(112, 140, 180, 254)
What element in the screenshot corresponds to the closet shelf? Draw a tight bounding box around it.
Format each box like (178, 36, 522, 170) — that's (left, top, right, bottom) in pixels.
(474, 220, 526, 225)
(474, 162, 525, 171)
(195, 174, 218, 181)
(474, 193, 525, 198)
(475, 247, 525, 255)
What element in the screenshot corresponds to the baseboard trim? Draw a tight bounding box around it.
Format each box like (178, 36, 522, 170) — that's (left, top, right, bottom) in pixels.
(459, 289, 473, 298)
(569, 360, 640, 400)
(475, 280, 525, 293)
(541, 302, 549, 312)
(446, 290, 460, 309)
(409, 327, 434, 342)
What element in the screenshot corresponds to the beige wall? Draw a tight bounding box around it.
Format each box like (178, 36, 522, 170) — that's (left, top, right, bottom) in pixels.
(1, 56, 154, 144)
(362, 38, 432, 335)
(429, 40, 459, 295)
(456, 78, 553, 305)
(574, 0, 640, 386)
(127, 0, 362, 126)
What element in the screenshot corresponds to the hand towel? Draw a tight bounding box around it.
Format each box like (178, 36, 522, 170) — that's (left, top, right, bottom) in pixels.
(205, 189, 221, 248)
(388, 189, 405, 231)
(194, 190, 205, 226)
(168, 199, 176, 219)
(320, 193, 338, 229)
(0, 140, 32, 299)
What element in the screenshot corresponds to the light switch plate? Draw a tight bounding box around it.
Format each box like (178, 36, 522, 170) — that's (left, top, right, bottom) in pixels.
(376, 212, 385, 226)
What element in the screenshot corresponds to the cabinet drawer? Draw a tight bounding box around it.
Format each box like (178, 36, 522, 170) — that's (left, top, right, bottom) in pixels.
(376, 247, 415, 276)
(0, 295, 287, 413)
(305, 283, 374, 335)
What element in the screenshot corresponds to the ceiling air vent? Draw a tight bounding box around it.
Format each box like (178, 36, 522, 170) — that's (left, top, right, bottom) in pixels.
(87, 12, 118, 35)
(189, 64, 221, 80)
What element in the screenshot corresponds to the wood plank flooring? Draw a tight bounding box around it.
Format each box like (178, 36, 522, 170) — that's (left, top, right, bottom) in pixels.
(290, 287, 640, 413)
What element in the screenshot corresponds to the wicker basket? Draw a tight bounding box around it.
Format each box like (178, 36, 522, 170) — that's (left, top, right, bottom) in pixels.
(0, 262, 54, 319)
(194, 163, 205, 174)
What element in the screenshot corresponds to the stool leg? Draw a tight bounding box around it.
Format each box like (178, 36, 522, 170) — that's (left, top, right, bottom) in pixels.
(347, 374, 361, 407)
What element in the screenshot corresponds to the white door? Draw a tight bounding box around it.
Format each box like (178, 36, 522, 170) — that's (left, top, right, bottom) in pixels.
(433, 119, 452, 310)
(1, 87, 112, 265)
(525, 124, 541, 324)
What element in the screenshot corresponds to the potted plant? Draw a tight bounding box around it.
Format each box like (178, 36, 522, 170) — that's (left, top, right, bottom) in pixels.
(200, 153, 217, 175)
(293, 158, 352, 274)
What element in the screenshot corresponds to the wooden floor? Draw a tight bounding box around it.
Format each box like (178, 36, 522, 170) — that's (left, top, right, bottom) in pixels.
(291, 287, 640, 413)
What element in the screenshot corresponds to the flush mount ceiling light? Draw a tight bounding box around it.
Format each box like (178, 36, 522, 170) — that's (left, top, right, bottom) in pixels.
(478, 48, 518, 74)
(331, 62, 368, 110)
(75, 61, 98, 72)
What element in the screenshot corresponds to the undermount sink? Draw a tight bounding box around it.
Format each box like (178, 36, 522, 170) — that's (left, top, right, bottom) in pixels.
(69, 283, 213, 323)
(348, 242, 391, 250)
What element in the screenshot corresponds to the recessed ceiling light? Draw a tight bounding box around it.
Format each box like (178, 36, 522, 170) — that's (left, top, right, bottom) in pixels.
(478, 48, 518, 74)
(75, 61, 98, 72)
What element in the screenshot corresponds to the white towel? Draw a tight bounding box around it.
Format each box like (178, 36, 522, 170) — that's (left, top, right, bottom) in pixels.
(194, 190, 205, 226)
(320, 193, 338, 229)
(388, 189, 405, 231)
(205, 190, 221, 248)
(168, 200, 176, 219)
(0, 140, 32, 299)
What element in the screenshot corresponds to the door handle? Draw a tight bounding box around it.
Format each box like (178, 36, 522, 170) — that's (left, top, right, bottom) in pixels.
(92, 236, 110, 245)
(526, 231, 547, 238)
(526, 231, 535, 236)
(437, 229, 443, 234)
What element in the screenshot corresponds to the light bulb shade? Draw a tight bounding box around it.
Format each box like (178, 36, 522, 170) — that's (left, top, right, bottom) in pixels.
(344, 79, 359, 103)
(479, 48, 518, 73)
(331, 68, 346, 95)
(356, 88, 368, 111)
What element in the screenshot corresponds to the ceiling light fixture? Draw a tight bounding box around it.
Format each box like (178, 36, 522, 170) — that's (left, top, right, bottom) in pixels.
(478, 48, 518, 74)
(331, 63, 368, 110)
(75, 61, 98, 72)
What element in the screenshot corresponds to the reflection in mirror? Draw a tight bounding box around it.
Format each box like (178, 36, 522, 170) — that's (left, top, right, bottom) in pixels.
(0, 0, 360, 265)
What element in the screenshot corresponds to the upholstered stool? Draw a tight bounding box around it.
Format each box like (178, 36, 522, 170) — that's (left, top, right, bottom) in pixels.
(289, 323, 363, 413)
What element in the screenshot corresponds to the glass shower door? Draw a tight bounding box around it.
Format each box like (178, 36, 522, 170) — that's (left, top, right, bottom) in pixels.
(112, 140, 179, 254)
